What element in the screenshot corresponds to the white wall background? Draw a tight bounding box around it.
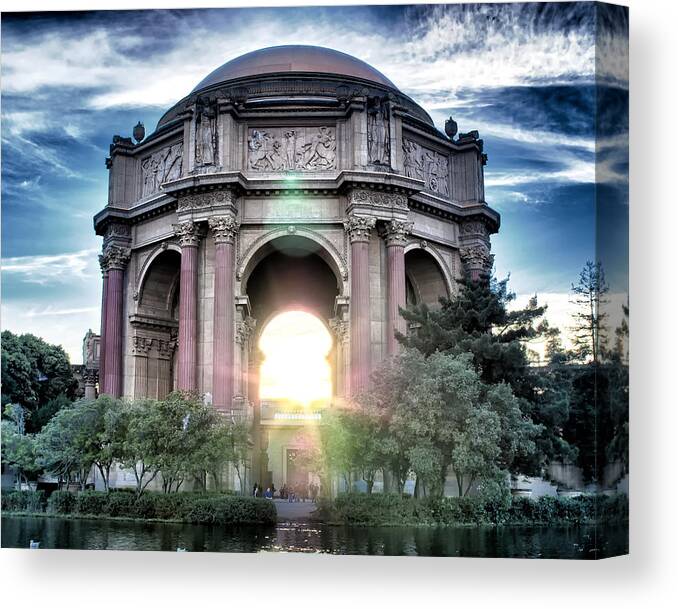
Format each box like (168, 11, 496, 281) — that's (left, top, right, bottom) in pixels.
(1, 0, 676, 607)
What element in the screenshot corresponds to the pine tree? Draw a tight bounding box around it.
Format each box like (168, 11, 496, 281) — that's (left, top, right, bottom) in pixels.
(397, 273, 574, 473)
(570, 261, 609, 364)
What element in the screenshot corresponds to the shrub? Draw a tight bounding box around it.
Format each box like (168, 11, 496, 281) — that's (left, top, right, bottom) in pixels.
(47, 490, 76, 514)
(322, 492, 629, 526)
(75, 491, 108, 516)
(1, 490, 46, 513)
(106, 491, 136, 517)
(185, 496, 276, 525)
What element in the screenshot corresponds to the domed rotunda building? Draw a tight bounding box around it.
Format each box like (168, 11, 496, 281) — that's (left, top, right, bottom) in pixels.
(92, 45, 499, 490)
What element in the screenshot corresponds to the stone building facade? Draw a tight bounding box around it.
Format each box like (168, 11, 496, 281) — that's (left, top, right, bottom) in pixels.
(93, 45, 499, 489)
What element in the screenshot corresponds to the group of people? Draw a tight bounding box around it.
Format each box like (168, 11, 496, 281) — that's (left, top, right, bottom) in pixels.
(252, 481, 320, 503)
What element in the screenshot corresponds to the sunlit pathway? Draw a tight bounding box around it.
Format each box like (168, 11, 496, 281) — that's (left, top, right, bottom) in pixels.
(273, 499, 320, 522)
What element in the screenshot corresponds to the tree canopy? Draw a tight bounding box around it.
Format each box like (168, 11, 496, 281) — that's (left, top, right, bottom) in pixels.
(1, 331, 78, 432)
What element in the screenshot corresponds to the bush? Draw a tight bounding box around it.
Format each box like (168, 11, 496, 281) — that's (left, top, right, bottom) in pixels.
(75, 491, 109, 516)
(1, 490, 46, 513)
(185, 496, 276, 525)
(322, 492, 629, 526)
(106, 492, 136, 517)
(47, 490, 76, 514)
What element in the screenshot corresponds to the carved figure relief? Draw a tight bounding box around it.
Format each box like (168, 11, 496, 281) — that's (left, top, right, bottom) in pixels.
(367, 97, 390, 166)
(194, 98, 218, 166)
(248, 126, 336, 171)
(141, 143, 183, 197)
(403, 139, 450, 197)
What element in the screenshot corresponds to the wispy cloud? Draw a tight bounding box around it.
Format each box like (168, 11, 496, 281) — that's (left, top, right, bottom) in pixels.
(2, 249, 99, 285)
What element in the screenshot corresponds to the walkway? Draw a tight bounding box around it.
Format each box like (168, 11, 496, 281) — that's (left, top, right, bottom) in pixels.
(273, 499, 320, 522)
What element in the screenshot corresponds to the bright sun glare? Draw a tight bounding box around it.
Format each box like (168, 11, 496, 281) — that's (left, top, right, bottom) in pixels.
(258, 310, 332, 406)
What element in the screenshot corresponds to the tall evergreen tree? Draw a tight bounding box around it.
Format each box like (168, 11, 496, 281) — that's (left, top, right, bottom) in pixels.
(397, 273, 574, 473)
(569, 261, 609, 364)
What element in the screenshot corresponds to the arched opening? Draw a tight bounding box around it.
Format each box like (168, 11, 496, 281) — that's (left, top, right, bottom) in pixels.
(244, 235, 341, 494)
(244, 234, 341, 321)
(133, 249, 181, 399)
(405, 248, 449, 307)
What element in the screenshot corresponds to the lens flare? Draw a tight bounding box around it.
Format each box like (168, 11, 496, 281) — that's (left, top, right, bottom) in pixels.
(259, 310, 332, 406)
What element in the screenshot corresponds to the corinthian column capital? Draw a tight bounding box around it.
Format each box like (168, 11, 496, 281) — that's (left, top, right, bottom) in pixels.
(343, 214, 376, 243)
(209, 215, 240, 244)
(383, 220, 413, 247)
(173, 220, 201, 247)
(100, 244, 131, 272)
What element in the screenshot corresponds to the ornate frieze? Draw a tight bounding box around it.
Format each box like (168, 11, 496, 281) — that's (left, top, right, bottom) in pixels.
(103, 222, 131, 245)
(235, 317, 256, 345)
(99, 244, 131, 272)
(131, 336, 153, 355)
(194, 97, 218, 167)
(348, 189, 408, 210)
(172, 220, 200, 247)
(343, 214, 376, 243)
(459, 245, 493, 275)
(247, 126, 336, 171)
(460, 221, 490, 239)
(177, 189, 234, 212)
(402, 138, 450, 197)
(329, 317, 349, 345)
(209, 215, 239, 244)
(82, 368, 99, 386)
(367, 97, 390, 167)
(157, 337, 177, 359)
(383, 220, 413, 247)
(141, 142, 183, 197)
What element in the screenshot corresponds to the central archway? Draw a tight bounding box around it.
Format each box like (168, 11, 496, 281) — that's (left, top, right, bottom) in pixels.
(243, 234, 343, 492)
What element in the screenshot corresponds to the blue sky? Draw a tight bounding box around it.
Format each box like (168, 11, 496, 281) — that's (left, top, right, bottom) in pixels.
(1, 2, 629, 363)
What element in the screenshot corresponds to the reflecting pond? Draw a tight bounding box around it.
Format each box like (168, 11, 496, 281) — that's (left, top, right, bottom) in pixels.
(1, 515, 628, 559)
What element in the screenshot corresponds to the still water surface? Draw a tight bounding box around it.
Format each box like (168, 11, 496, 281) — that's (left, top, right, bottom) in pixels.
(1, 516, 627, 558)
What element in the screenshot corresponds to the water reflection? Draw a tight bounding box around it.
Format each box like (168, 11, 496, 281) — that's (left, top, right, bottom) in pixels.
(1, 516, 627, 559)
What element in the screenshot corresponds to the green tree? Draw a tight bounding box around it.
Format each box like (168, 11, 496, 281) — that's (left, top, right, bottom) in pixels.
(358, 350, 539, 498)
(1, 331, 78, 432)
(570, 260, 609, 364)
(36, 403, 98, 489)
(1, 407, 40, 488)
(397, 275, 572, 473)
(116, 398, 167, 497)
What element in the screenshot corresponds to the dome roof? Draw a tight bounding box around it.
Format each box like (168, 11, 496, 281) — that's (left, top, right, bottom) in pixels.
(191, 45, 398, 92)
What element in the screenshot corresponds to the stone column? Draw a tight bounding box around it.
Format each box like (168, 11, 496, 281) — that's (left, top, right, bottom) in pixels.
(98, 258, 109, 385)
(459, 221, 493, 282)
(100, 245, 130, 397)
(157, 337, 175, 399)
(83, 369, 98, 400)
(459, 245, 493, 282)
(329, 317, 349, 397)
(132, 337, 152, 398)
(344, 215, 376, 394)
(173, 221, 201, 391)
(209, 215, 239, 412)
(384, 220, 412, 355)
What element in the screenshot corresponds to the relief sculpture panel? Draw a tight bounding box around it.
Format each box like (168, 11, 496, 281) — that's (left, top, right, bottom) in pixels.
(141, 143, 183, 197)
(402, 138, 450, 197)
(247, 126, 336, 171)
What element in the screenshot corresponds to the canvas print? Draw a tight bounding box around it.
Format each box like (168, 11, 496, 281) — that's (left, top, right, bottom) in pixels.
(0, 2, 629, 558)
